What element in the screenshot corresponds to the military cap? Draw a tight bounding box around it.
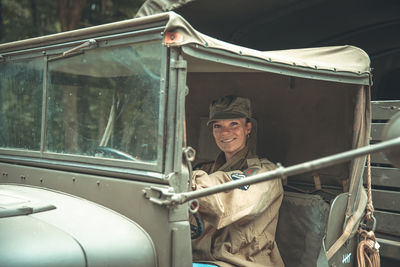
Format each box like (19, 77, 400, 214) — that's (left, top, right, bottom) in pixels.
(207, 95, 252, 125)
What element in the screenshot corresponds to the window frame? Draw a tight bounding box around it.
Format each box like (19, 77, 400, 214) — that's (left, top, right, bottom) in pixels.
(0, 27, 169, 177)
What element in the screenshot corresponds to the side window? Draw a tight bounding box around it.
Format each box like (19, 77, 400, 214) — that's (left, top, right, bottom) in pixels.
(46, 41, 162, 162)
(0, 59, 43, 150)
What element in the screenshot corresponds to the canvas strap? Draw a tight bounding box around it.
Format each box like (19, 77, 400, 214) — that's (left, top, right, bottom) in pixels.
(326, 189, 367, 259)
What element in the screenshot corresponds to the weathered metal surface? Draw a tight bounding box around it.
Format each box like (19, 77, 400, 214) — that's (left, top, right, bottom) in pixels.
(325, 193, 348, 249)
(382, 112, 400, 167)
(372, 189, 400, 212)
(0, 162, 176, 266)
(369, 100, 400, 264)
(371, 152, 391, 165)
(376, 237, 400, 261)
(375, 210, 400, 237)
(372, 101, 400, 121)
(364, 166, 400, 188)
(0, 184, 157, 267)
(371, 123, 385, 141)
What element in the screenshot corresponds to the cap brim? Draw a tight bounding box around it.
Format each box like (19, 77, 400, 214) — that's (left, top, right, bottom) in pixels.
(207, 112, 251, 126)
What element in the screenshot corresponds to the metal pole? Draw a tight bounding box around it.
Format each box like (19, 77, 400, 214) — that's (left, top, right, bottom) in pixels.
(172, 137, 400, 205)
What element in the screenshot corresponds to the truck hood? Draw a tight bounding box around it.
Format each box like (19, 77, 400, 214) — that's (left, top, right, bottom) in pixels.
(0, 184, 157, 267)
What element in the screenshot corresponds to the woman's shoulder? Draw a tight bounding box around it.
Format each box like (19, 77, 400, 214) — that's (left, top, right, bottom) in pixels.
(246, 155, 276, 172)
(193, 160, 214, 173)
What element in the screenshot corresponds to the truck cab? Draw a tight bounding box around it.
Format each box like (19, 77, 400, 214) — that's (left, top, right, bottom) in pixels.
(0, 12, 374, 266)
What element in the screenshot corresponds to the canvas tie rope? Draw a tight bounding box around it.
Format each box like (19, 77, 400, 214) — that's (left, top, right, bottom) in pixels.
(357, 154, 380, 267)
(365, 154, 374, 221)
(357, 230, 380, 267)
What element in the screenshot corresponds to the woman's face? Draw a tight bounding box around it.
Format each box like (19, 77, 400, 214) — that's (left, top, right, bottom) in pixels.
(212, 118, 252, 161)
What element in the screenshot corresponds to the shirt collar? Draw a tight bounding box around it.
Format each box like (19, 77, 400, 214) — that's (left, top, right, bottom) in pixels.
(211, 146, 249, 172)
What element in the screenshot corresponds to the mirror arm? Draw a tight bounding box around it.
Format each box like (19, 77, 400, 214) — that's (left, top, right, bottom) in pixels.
(62, 39, 97, 57)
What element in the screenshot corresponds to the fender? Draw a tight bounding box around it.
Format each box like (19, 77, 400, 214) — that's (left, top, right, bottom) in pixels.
(0, 184, 157, 267)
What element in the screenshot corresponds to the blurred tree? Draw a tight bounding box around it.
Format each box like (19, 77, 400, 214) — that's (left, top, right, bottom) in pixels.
(0, 0, 145, 43)
(58, 0, 87, 31)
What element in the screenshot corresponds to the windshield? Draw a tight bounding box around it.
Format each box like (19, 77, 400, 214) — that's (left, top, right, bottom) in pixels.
(0, 58, 43, 150)
(0, 40, 163, 165)
(46, 41, 162, 162)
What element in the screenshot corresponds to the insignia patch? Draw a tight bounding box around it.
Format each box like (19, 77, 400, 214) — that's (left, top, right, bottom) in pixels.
(243, 167, 260, 176)
(230, 172, 250, 191)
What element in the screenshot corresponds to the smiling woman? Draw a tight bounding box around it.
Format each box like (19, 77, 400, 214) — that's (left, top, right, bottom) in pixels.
(191, 95, 284, 267)
(212, 118, 251, 161)
(208, 95, 253, 161)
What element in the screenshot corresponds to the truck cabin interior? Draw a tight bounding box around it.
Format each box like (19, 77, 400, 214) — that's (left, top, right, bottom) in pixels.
(182, 48, 369, 266)
(183, 52, 361, 193)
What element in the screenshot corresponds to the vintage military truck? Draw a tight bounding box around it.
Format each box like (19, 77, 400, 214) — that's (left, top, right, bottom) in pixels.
(0, 12, 399, 266)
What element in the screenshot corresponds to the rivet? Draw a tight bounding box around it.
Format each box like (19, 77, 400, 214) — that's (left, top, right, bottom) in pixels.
(142, 189, 147, 196)
(72, 177, 76, 182)
(40, 178, 43, 183)
(42, 51, 46, 55)
(96, 181, 100, 186)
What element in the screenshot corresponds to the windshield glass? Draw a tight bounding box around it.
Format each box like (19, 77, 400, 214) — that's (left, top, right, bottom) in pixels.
(46, 41, 162, 162)
(0, 58, 43, 150)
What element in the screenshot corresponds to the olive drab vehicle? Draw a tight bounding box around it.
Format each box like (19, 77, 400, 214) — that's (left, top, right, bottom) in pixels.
(1, 12, 399, 267)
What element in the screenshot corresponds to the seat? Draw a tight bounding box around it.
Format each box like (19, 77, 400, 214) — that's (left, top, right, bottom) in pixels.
(275, 191, 330, 267)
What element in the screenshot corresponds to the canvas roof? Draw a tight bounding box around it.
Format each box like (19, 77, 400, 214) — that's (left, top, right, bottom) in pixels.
(162, 12, 370, 76)
(0, 12, 370, 80)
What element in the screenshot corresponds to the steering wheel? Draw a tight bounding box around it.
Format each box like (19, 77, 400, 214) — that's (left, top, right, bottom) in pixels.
(94, 146, 136, 161)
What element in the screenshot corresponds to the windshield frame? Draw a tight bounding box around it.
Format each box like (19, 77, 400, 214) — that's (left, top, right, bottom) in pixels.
(0, 28, 168, 176)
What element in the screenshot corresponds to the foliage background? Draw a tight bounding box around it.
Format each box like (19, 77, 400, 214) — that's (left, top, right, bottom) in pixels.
(0, 0, 145, 43)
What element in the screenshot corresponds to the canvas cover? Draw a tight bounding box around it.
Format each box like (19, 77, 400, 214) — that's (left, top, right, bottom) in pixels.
(135, 0, 194, 17)
(159, 13, 370, 75)
(136, 1, 370, 74)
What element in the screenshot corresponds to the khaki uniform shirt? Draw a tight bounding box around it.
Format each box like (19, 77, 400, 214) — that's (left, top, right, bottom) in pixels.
(191, 147, 284, 267)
